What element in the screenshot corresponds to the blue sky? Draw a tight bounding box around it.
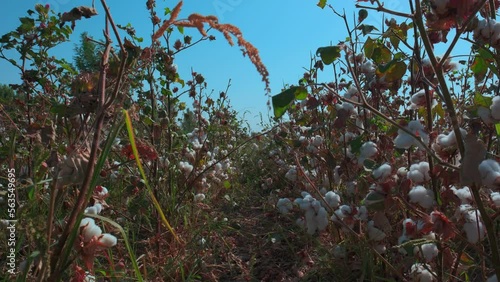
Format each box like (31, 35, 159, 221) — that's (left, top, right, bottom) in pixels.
(0, 0, 365, 130)
(2, 0, 464, 131)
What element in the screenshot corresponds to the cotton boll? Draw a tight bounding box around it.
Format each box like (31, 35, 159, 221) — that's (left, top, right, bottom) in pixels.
(374, 244, 387, 254)
(410, 263, 436, 282)
(358, 141, 378, 164)
(479, 159, 500, 189)
(316, 207, 329, 231)
(179, 161, 193, 175)
(85, 206, 99, 215)
(491, 96, 500, 120)
(324, 191, 341, 209)
(451, 186, 473, 204)
(414, 243, 438, 262)
(82, 222, 102, 242)
(372, 163, 392, 181)
(285, 166, 298, 182)
(491, 192, 500, 208)
(194, 193, 206, 202)
(98, 233, 117, 248)
(464, 221, 486, 244)
(487, 274, 498, 282)
(367, 220, 386, 241)
(394, 120, 429, 149)
(355, 206, 368, 221)
(436, 128, 467, 147)
(277, 198, 293, 214)
(410, 90, 426, 108)
(408, 186, 435, 209)
(312, 135, 323, 147)
(397, 167, 408, 177)
(80, 218, 95, 228)
(305, 209, 317, 235)
(407, 162, 431, 183)
(333, 245, 347, 258)
(394, 132, 414, 149)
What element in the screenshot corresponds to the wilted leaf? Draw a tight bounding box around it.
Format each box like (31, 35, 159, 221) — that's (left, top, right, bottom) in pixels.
(317, 0, 327, 8)
(357, 24, 379, 36)
(358, 9, 368, 23)
(316, 46, 342, 65)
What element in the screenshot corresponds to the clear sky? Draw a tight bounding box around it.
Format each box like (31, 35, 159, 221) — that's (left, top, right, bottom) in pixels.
(2, 0, 456, 131)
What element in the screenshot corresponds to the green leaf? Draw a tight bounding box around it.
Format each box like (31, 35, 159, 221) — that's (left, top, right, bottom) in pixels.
(358, 9, 368, 23)
(474, 92, 493, 107)
(223, 180, 231, 189)
(364, 37, 375, 58)
(177, 26, 184, 34)
(316, 46, 341, 65)
(377, 61, 406, 82)
(371, 45, 392, 64)
(495, 123, 500, 136)
(363, 159, 377, 171)
(271, 86, 306, 118)
(317, 0, 327, 8)
(349, 136, 364, 154)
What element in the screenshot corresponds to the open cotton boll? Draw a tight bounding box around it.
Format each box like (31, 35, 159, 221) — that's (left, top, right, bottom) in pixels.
(285, 166, 298, 182)
(277, 198, 293, 214)
(372, 163, 392, 181)
(410, 90, 426, 108)
(80, 217, 95, 228)
(408, 186, 435, 209)
(358, 141, 378, 164)
(98, 233, 117, 248)
(479, 159, 500, 189)
(491, 96, 500, 120)
(477, 106, 495, 125)
(82, 222, 102, 242)
(436, 128, 467, 147)
(85, 205, 99, 215)
(312, 135, 323, 147)
(194, 193, 206, 202)
(324, 191, 341, 209)
(367, 220, 386, 241)
(179, 161, 193, 175)
(487, 274, 498, 282)
(407, 162, 430, 183)
(451, 186, 473, 204)
(410, 263, 436, 282)
(491, 192, 500, 208)
(464, 220, 486, 244)
(316, 207, 329, 231)
(414, 243, 438, 262)
(394, 120, 429, 149)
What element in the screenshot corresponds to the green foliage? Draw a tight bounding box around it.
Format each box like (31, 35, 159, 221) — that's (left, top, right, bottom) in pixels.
(73, 32, 102, 72)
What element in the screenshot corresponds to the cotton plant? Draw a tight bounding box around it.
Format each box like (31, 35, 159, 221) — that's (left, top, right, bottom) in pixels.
(394, 120, 429, 149)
